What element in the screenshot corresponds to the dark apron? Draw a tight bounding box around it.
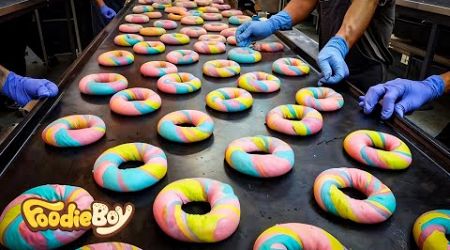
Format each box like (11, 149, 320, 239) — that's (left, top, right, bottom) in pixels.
(318, 0, 395, 92)
(91, 0, 126, 35)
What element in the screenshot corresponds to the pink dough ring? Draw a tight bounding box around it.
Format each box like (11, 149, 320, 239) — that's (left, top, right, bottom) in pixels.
(119, 23, 143, 33)
(212, 3, 231, 10)
(198, 34, 226, 43)
(194, 41, 226, 54)
(153, 178, 240, 242)
(201, 12, 223, 21)
(254, 223, 346, 249)
(295, 87, 344, 111)
(157, 72, 201, 94)
(98, 50, 134, 66)
(180, 26, 207, 38)
(166, 50, 200, 65)
(220, 27, 236, 37)
(0, 185, 94, 249)
(343, 130, 412, 170)
(195, 0, 212, 6)
(203, 22, 229, 32)
(253, 42, 284, 52)
(79, 73, 128, 95)
(154, 19, 178, 29)
(237, 72, 281, 93)
(113, 34, 144, 46)
(42, 115, 106, 147)
(272, 57, 310, 76)
(314, 167, 396, 224)
(175, 1, 197, 8)
(125, 14, 150, 23)
(265, 104, 323, 136)
(141, 61, 178, 77)
(143, 11, 163, 19)
(181, 15, 204, 25)
(110, 88, 161, 116)
(227, 36, 236, 45)
(133, 41, 166, 55)
(160, 33, 190, 45)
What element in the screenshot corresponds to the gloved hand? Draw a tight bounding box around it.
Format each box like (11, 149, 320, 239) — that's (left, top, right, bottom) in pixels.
(359, 75, 445, 119)
(1, 71, 58, 107)
(100, 4, 116, 20)
(236, 11, 292, 47)
(317, 35, 349, 85)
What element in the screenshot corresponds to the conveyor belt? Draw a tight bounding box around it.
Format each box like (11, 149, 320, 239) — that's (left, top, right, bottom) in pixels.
(0, 1, 449, 249)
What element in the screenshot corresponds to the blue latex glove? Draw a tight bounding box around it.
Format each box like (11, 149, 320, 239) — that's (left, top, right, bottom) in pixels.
(359, 75, 445, 119)
(317, 35, 350, 85)
(1, 71, 58, 107)
(100, 4, 116, 20)
(236, 11, 292, 47)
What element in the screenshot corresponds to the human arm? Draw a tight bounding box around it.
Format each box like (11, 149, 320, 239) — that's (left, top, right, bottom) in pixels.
(318, 0, 379, 84)
(236, 0, 317, 47)
(359, 72, 450, 119)
(0, 65, 59, 107)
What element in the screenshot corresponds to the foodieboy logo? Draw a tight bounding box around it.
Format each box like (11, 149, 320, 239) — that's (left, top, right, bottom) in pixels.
(21, 198, 134, 237)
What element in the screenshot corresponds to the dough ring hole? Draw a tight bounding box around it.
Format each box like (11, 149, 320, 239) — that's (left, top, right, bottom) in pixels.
(182, 201, 211, 215)
(177, 123, 196, 127)
(118, 160, 144, 170)
(340, 187, 367, 200)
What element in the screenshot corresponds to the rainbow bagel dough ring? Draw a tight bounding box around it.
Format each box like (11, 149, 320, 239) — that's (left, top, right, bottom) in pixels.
(109, 88, 161, 116)
(113, 34, 144, 46)
(194, 41, 226, 54)
(180, 15, 204, 25)
(225, 135, 294, 177)
(314, 167, 396, 224)
(154, 20, 177, 29)
(237, 72, 280, 93)
(195, 0, 212, 6)
(132, 5, 154, 13)
(77, 242, 142, 250)
(0, 184, 93, 249)
(175, 1, 197, 8)
(160, 33, 190, 45)
(295, 87, 344, 111)
(201, 12, 222, 21)
(180, 26, 207, 38)
(79, 73, 128, 95)
(228, 47, 262, 64)
(157, 110, 214, 143)
(253, 42, 284, 52)
(166, 50, 200, 65)
(157, 73, 201, 94)
(133, 41, 166, 55)
(272, 57, 310, 76)
(140, 61, 178, 77)
(198, 34, 226, 43)
(119, 23, 143, 33)
(42, 114, 106, 147)
(227, 36, 236, 45)
(413, 209, 450, 250)
(203, 22, 229, 32)
(198, 6, 219, 12)
(125, 14, 150, 23)
(143, 11, 163, 19)
(254, 223, 346, 250)
(221, 9, 243, 17)
(139, 27, 166, 36)
(203, 59, 240, 77)
(153, 178, 240, 242)
(228, 15, 251, 25)
(93, 143, 167, 192)
(343, 130, 412, 170)
(205, 87, 253, 112)
(220, 27, 236, 37)
(98, 50, 134, 66)
(266, 104, 323, 136)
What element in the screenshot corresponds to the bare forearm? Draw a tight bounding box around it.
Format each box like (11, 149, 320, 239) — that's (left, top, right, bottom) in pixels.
(95, 0, 105, 7)
(441, 71, 450, 93)
(283, 0, 318, 24)
(336, 0, 378, 47)
(0, 65, 9, 90)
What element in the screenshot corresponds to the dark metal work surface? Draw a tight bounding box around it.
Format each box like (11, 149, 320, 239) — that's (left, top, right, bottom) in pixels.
(397, 0, 450, 17)
(1, 2, 450, 250)
(0, 0, 46, 21)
